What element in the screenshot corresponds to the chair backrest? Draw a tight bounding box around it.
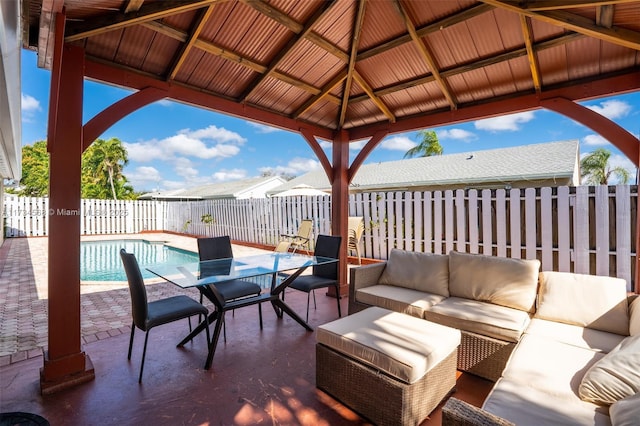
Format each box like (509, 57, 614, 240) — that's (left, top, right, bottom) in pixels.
(312, 234, 342, 279)
(120, 249, 148, 329)
(198, 236, 233, 261)
(347, 216, 364, 244)
(296, 219, 313, 240)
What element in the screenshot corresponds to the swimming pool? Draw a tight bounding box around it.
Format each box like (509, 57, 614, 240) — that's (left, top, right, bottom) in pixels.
(81, 239, 199, 281)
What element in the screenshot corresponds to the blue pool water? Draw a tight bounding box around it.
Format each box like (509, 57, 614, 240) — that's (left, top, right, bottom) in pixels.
(81, 239, 199, 281)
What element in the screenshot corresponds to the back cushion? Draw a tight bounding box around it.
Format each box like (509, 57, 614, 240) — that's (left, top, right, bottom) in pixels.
(378, 249, 449, 297)
(448, 251, 540, 312)
(536, 271, 629, 336)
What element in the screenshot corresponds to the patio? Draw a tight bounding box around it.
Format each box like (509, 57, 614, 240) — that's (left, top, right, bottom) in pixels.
(0, 233, 492, 425)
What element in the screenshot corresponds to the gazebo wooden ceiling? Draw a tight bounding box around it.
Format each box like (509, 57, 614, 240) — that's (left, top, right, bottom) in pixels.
(21, 0, 640, 393)
(25, 0, 640, 140)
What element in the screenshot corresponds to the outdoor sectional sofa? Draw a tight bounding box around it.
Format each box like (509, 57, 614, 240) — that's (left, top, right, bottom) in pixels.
(348, 249, 640, 425)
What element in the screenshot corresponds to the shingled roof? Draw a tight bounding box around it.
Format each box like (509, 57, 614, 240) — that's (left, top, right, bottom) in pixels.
(271, 139, 579, 193)
(141, 176, 286, 200)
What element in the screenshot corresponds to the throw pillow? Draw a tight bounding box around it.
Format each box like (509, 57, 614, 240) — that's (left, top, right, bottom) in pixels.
(630, 296, 640, 336)
(610, 393, 640, 426)
(378, 249, 449, 297)
(578, 335, 640, 405)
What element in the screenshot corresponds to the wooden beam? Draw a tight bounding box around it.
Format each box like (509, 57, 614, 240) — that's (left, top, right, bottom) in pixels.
(167, 5, 215, 81)
(520, 15, 542, 92)
(394, 0, 457, 109)
(37, 0, 64, 70)
(294, 70, 347, 119)
(64, 0, 219, 42)
(596, 5, 614, 28)
(339, 0, 367, 128)
(357, 3, 494, 62)
(480, 0, 640, 50)
(353, 72, 396, 122)
(123, 0, 145, 14)
(240, 0, 338, 101)
(514, 0, 637, 11)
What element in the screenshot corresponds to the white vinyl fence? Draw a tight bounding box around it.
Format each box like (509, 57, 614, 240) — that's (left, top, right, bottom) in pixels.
(4, 185, 637, 290)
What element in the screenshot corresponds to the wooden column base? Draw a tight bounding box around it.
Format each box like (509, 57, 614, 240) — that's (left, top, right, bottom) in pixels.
(40, 350, 95, 395)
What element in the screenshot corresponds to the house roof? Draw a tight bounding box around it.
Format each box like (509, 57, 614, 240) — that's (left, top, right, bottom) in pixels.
(270, 139, 579, 193)
(141, 176, 286, 200)
(23, 1, 640, 140)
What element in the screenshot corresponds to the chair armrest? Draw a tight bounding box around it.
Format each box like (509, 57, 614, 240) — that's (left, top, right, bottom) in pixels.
(349, 262, 386, 292)
(442, 398, 514, 426)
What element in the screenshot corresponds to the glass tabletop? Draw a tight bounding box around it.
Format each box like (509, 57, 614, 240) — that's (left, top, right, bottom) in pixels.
(146, 252, 338, 289)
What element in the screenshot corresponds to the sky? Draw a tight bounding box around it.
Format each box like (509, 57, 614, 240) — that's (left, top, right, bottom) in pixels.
(20, 49, 640, 192)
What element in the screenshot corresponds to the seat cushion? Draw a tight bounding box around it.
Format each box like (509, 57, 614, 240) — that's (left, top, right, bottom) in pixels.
(378, 249, 449, 297)
(610, 393, 640, 426)
(448, 251, 540, 313)
(213, 280, 261, 301)
(525, 318, 626, 353)
(423, 297, 531, 342)
(629, 296, 640, 336)
(289, 274, 336, 292)
(355, 285, 446, 318)
(146, 295, 208, 330)
(579, 335, 640, 405)
(536, 271, 630, 336)
(316, 306, 460, 384)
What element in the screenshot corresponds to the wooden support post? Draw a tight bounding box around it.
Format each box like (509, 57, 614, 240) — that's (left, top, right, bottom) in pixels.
(330, 130, 350, 296)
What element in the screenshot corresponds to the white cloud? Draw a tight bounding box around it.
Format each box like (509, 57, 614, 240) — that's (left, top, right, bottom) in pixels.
(126, 166, 163, 190)
(212, 168, 247, 181)
(474, 111, 535, 132)
(438, 128, 476, 141)
(608, 154, 636, 184)
(124, 125, 246, 162)
(173, 157, 199, 180)
(259, 157, 322, 176)
(21, 93, 41, 112)
(247, 121, 280, 134)
(582, 134, 609, 146)
(156, 99, 173, 107)
(586, 100, 631, 120)
(349, 140, 367, 150)
(380, 136, 416, 151)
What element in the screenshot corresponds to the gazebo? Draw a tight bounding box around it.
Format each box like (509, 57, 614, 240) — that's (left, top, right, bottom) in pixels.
(21, 0, 640, 392)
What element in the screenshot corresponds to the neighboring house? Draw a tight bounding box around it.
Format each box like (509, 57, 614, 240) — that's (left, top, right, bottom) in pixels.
(140, 176, 287, 200)
(269, 140, 580, 195)
(0, 1, 22, 246)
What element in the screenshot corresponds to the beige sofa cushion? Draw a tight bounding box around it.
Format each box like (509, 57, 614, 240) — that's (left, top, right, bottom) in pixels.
(423, 297, 531, 342)
(525, 318, 625, 353)
(448, 251, 540, 312)
(610, 393, 640, 426)
(378, 249, 449, 297)
(579, 334, 640, 405)
(630, 296, 640, 336)
(355, 285, 446, 319)
(537, 271, 630, 336)
(316, 306, 460, 384)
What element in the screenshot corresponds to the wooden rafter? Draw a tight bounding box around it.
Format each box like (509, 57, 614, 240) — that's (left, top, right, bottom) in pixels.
(167, 5, 215, 81)
(239, 0, 338, 102)
(123, 0, 145, 14)
(520, 15, 542, 92)
(140, 21, 342, 104)
(596, 5, 614, 27)
(394, 0, 456, 110)
(513, 0, 637, 11)
(339, 0, 367, 128)
(37, 0, 64, 69)
(294, 70, 347, 119)
(350, 32, 582, 103)
(64, 0, 219, 42)
(480, 0, 640, 50)
(353, 72, 396, 122)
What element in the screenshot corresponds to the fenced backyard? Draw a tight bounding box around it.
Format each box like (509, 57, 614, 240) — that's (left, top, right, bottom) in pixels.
(4, 185, 637, 290)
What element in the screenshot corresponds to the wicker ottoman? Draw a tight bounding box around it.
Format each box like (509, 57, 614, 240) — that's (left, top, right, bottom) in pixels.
(316, 306, 461, 426)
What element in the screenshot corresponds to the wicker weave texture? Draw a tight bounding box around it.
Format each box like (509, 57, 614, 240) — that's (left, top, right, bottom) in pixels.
(457, 332, 516, 382)
(442, 398, 515, 426)
(316, 344, 457, 426)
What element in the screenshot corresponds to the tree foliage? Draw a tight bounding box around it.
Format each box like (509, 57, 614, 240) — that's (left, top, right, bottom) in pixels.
(404, 130, 443, 159)
(580, 148, 630, 185)
(14, 137, 136, 199)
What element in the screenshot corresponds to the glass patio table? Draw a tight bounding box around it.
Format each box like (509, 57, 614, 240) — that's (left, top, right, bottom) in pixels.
(146, 252, 338, 369)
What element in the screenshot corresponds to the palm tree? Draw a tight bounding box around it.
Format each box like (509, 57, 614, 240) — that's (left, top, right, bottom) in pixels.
(580, 148, 630, 185)
(404, 130, 443, 158)
(85, 138, 130, 199)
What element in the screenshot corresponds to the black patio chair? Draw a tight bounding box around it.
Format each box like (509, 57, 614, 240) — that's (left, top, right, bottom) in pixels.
(197, 236, 264, 338)
(119, 249, 210, 383)
(284, 234, 342, 322)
